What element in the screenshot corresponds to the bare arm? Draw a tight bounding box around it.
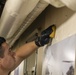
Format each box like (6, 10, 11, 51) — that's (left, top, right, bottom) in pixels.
(12, 25, 55, 70)
(15, 41, 38, 59)
(12, 41, 38, 69)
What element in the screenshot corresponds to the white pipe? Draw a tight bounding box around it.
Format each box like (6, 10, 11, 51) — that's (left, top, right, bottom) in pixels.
(60, 0, 76, 11)
(0, 0, 24, 37)
(9, 0, 49, 47)
(5, 0, 25, 13)
(44, 0, 76, 11)
(44, 0, 65, 8)
(6, 0, 39, 39)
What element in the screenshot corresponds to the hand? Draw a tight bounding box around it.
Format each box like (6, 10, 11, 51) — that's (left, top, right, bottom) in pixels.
(35, 25, 56, 47)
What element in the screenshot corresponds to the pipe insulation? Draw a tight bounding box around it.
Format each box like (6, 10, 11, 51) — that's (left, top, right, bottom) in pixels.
(60, 0, 76, 11)
(6, 0, 40, 39)
(0, 0, 24, 37)
(44, 0, 65, 8)
(9, 0, 49, 47)
(0, 0, 40, 39)
(44, 0, 76, 11)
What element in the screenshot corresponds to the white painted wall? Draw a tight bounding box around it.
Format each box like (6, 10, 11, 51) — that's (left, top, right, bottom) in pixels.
(45, 6, 76, 44)
(43, 5, 76, 75)
(37, 5, 76, 75)
(42, 35, 75, 75)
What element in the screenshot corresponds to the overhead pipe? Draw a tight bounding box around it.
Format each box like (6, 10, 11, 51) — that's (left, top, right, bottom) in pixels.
(9, 0, 49, 47)
(60, 0, 76, 11)
(6, 0, 39, 39)
(44, 0, 65, 8)
(0, 0, 24, 37)
(8, 0, 76, 46)
(44, 0, 76, 11)
(9, 0, 65, 47)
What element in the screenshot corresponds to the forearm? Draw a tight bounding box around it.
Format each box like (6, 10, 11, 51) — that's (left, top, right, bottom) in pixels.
(15, 41, 38, 59)
(12, 25, 55, 69)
